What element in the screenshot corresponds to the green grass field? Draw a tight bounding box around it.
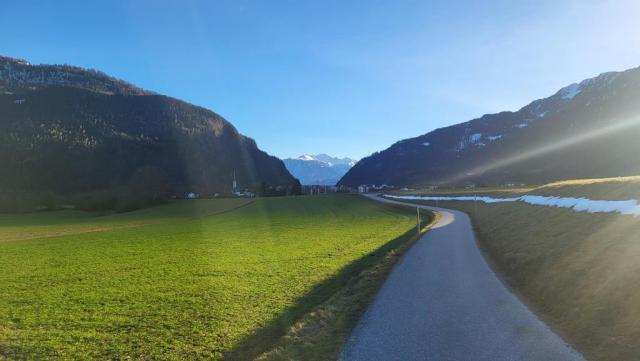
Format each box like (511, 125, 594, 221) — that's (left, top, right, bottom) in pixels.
(0, 195, 421, 360)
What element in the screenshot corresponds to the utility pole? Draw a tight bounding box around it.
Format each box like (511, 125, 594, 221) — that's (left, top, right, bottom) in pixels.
(474, 194, 478, 215)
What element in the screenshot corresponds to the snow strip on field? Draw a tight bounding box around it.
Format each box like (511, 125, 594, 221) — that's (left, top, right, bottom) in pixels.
(385, 195, 640, 217)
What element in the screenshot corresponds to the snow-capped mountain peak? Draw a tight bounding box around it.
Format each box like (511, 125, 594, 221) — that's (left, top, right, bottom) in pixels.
(284, 154, 358, 185)
(298, 154, 316, 161)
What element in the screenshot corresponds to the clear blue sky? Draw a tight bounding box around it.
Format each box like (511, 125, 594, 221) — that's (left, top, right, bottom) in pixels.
(2, 0, 640, 160)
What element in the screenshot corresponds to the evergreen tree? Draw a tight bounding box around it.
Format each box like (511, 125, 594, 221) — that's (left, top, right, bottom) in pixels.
(260, 181, 269, 196)
(291, 179, 303, 196)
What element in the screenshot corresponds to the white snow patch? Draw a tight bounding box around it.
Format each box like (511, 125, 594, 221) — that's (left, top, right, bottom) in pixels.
(488, 135, 502, 141)
(514, 123, 528, 128)
(298, 154, 316, 161)
(387, 195, 520, 204)
(520, 195, 640, 215)
(385, 195, 640, 216)
(560, 83, 582, 99)
(423, 142, 431, 147)
(455, 133, 485, 151)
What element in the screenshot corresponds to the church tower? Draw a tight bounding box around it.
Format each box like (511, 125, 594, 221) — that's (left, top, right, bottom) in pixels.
(232, 170, 238, 192)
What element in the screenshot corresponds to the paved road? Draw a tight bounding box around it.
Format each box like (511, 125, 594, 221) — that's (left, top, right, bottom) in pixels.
(340, 194, 585, 361)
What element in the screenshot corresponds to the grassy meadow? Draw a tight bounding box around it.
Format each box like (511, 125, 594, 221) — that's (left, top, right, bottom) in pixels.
(0, 195, 424, 360)
(396, 178, 640, 361)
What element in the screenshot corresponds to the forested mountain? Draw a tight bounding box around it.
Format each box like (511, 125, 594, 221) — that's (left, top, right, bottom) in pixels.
(0, 56, 294, 208)
(339, 66, 640, 188)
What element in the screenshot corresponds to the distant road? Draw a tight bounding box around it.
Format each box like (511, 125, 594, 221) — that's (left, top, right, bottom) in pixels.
(340, 194, 584, 361)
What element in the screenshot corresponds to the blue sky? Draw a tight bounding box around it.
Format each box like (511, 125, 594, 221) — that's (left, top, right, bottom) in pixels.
(2, 0, 640, 160)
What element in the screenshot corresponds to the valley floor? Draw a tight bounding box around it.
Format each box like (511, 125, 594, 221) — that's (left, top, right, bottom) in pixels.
(0, 195, 425, 360)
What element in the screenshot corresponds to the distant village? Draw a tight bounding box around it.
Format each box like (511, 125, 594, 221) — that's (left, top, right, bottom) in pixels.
(178, 170, 529, 200)
(181, 180, 530, 199)
(183, 171, 255, 199)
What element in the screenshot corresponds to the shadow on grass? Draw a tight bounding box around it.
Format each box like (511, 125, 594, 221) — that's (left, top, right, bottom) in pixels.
(223, 204, 432, 360)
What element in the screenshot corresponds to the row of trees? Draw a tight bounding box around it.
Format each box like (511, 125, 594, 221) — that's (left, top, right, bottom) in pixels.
(259, 179, 303, 197)
(0, 178, 306, 214)
(0, 188, 167, 214)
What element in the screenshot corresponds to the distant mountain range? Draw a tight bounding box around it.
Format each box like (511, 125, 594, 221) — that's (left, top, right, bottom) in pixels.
(339, 65, 640, 187)
(0, 55, 294, 196)
(284, 154, 357, 185)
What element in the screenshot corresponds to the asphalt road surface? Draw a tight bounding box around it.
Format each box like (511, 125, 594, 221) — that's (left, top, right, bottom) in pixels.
(340, 194, 585, 361)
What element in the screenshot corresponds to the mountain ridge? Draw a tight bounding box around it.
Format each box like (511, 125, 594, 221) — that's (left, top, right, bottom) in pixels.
(339, 65, 640, 187)
(0, 55, 294, 200)
(0, 55, 150, 96)
(284, 154, 357, 185)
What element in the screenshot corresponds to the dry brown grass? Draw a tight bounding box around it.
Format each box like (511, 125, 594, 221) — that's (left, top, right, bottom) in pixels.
(391, 186, 534, 198)
(392, 175, 640, 201)
(540, 176, 640, 187)
(530, 176, 640, 200)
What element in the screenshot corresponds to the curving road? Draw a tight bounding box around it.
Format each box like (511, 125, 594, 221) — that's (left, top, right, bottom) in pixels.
(340, 194, 585, 361)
